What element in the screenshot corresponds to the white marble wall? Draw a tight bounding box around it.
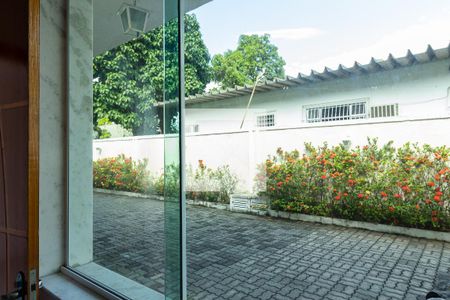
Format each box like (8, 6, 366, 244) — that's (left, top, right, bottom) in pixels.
(67, 0, 94, 266)
(39, 0, 67, 277)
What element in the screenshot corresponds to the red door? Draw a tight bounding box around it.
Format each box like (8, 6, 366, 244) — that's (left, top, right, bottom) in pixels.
(0, 0, 39, 299)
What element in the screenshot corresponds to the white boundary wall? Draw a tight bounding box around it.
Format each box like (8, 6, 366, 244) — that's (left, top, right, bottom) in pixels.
(93, 117, 450, 192)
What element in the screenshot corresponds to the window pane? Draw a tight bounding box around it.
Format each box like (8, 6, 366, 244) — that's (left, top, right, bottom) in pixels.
(67, 0, 184, 298)
(185, 1, 450, 299)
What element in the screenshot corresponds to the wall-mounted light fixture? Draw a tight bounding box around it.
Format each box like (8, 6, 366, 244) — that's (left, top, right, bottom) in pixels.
(118, 1, 149, 35)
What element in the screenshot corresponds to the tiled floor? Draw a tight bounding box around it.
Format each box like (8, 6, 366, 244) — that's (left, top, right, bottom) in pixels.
(93, 192, 450, 299)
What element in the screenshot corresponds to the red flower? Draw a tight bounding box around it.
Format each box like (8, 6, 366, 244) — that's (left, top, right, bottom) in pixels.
(432, 216, 439, 223)
(401, 186, 411, 193)
(436, 191, 443, 196)
(380, 192, 388, 198)
(277, 182, 283, 187)
(394, 194, 401, 199)
(343, 192, 348, 197)
(357, 193, 364, 199)
(347, 179, 356, 186)
(388, 206, 395, 212)
(425, 199, 432, 205)
(321, 175, 327, 179)
(334, 195, 341, 201)
(434, 195, 441, 202)
(427, 182, 435, 187)
(415, 204, 420, 210)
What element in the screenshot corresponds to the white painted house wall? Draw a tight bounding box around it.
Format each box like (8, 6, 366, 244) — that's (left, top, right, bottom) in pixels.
(185, 59, 450, 133)
(93, 58, 450, 193)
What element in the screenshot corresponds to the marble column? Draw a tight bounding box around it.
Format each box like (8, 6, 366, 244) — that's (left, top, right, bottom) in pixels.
(67, 0, 94, 266)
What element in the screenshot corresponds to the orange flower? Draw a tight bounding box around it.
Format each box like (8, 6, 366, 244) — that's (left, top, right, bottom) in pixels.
(388, 206, 395, 212)
(401, 186, 411, 193)
(435, 174, 441, 181)
(427, 181, 435, 187)
(277, 182, 283, 187)
(380, 192, 388, 198)
(394, 194, 401, 199)
(351, 153, 358, 157)
(415, 204, 420, 210)
(343, 192, 348, 197)
(334, 195, 341, 201)
(434, 195, 441, 201)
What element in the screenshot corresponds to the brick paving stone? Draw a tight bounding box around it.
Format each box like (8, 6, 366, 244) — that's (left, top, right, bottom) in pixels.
(93, 193, 450, 299)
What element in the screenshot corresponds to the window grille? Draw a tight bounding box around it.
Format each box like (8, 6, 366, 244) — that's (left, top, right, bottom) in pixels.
(186, 124, 199, 133)
(370, 104, 398, 118)
(256, 113, 275, 127)
(305, 102, 367, 123)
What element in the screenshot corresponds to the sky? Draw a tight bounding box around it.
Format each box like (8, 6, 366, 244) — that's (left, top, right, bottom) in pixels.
(189, 0, 450, 76)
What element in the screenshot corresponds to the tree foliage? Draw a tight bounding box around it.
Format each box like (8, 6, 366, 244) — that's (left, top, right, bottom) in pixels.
(93, 14, 210, 136)
(211, 34, 285, 89)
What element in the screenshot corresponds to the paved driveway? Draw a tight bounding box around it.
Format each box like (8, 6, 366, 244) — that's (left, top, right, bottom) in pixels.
(93, 192, 450, 299)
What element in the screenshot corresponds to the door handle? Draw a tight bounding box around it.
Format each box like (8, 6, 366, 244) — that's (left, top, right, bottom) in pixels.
(1, 290, 20, 300)
(1, 272, 26, 300)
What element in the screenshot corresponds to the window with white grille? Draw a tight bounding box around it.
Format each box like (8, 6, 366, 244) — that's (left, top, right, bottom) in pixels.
(186, 124, 199, 133)
(256, 113, 275, 127)
(370, 104, 398, 118)
(305, 101, 367, 123)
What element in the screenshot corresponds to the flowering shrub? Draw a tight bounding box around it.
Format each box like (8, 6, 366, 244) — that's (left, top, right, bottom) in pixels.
(93, 155, 150, 193)
(155, 161, 239, 203)
(186, 161, 239, 203)
(260, 139, 450, 231)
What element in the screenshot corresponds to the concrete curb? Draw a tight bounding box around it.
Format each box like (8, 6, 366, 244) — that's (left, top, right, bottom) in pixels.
(268, 209, 450, 242)
(93, 189, 450, 242)
(94, 188, 155, 199)
(94, 188, 229, 209)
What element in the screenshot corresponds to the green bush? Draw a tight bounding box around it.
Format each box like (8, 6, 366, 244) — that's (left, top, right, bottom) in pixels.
(155, 161, 239, 203)
(186, 162, 239, 203)
(93, 154, 150, 193)
(260, 139, 450, 231)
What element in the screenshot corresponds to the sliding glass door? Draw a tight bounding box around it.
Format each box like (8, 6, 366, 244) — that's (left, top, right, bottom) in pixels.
(67, 0, 186, 298)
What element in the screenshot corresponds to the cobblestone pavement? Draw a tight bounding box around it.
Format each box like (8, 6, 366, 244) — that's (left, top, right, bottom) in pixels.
(93, 193, 450, 299)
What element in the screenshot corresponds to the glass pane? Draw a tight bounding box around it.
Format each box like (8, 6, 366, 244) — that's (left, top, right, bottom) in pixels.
(185, 1, 450, 299)
(67, 0, 183, 298)
(163, 0, 184, 298)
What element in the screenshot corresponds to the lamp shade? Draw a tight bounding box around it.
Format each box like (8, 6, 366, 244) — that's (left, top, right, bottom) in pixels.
(118, 4, 149, 35)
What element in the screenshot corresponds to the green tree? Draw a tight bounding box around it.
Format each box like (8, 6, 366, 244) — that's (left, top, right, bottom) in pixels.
(93, 14, 210, 136)
(211, 34, 285, 89)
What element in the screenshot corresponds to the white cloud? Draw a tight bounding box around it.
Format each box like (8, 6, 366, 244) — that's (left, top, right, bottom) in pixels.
(247, 27, 323, 41)
(285, 18, 450, 76)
